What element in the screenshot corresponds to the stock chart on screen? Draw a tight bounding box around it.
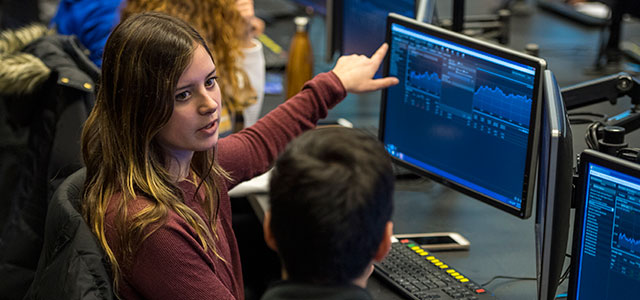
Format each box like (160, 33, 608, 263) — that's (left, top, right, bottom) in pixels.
(383, 23, 537, 209)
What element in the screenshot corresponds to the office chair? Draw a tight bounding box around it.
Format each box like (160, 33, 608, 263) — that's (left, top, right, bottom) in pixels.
(24, 168, 115, 300)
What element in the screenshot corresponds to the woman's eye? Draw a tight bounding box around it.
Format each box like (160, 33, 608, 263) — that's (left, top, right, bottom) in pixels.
(205, 76, 218, 88)
(175, 91, 191, 101)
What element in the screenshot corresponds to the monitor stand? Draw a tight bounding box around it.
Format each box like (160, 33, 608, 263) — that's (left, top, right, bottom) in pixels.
(393, 165, 424, 181)
(590, 0, 640, 74)
(439, 0, 512, 45)
(499, 0, 534, 16)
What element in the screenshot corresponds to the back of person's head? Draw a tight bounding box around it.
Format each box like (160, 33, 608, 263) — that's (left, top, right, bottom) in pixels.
(268, 127, 394, 285)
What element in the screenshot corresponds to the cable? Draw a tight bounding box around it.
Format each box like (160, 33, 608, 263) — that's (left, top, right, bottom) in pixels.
(568, 112, 607, 125)
(480, 275, 536, 287)
(617, 147, 640, 162)
(585, 121, 604, 151)
(558, 261, 572, 285)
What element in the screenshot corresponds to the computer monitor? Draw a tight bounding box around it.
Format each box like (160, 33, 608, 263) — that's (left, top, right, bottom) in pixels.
(536, 70, 574, 300)
(325, 0, 417, 63)
(379, 13, 546, 218)
(569, 150, 640, 300)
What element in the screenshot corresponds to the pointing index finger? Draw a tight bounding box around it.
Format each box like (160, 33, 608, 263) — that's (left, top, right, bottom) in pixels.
(370, 43, 389, 64)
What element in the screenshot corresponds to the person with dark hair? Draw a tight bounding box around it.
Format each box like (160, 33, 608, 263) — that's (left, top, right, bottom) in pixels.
(262, 127, 395, 300)
(81, 11, 397, 300)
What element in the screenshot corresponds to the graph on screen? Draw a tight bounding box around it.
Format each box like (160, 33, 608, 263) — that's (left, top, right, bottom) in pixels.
(581, 165, 640, 280)
(613, 191, 640, 256)
(382, 21, 541, 212)
(406, 47, 442, 97)
(408, 71, 441, 95)
(473, 85, 532, 126)
(617, 233, 640, 253)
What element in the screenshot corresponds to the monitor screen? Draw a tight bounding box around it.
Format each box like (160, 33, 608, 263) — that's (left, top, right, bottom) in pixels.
(536, 70, 573, 300)
(570, 150, 640, 300)
(379, 13, 545, 218)
(341, 0, 415, 56)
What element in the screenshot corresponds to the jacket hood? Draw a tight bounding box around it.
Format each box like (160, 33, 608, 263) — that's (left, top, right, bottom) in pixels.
(0, 24, 53, 95)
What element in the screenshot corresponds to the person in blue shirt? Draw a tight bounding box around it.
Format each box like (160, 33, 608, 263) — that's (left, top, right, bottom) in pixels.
(50, 0, 122, 67)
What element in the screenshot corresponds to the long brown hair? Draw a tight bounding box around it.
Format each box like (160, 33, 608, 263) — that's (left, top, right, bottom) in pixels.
(81, 12, 229, 292)
(120, 0, 248, 112)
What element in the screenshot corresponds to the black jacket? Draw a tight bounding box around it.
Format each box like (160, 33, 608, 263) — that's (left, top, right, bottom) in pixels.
(24, 168, 114, 300)
(261, 281, 373, 300)
(0, 25, 99, 299)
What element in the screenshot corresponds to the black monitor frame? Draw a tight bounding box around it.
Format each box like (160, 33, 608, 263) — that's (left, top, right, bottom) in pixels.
(569, 149, 640, 300)
(536, 69, 574, 300)
(325, 0, 419, 62)
(379, 13, 546, 219)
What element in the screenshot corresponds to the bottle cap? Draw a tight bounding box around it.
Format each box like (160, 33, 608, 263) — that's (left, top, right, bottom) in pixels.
(294, 16, 309, 32)
(525, 43, 539, 57)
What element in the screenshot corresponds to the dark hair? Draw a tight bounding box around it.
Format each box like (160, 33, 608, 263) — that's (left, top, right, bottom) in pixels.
(269, 127, 394, 284)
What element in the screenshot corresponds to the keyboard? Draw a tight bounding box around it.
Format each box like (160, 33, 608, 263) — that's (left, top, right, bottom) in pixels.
(374, 239, 495, 300)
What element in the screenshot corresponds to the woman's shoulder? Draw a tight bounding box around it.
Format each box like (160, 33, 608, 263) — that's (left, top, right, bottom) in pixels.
(106, 191, 155, 216)
(104, 191, 198, 241)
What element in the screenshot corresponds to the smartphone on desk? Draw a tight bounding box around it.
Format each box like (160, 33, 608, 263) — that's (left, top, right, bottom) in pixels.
(393, 232, 470, 251)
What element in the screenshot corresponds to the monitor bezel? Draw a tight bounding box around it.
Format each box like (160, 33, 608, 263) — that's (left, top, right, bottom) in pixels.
(379, 13, 546, 219)
(536, 70, 573, 300)
(569, 149, 640, 299)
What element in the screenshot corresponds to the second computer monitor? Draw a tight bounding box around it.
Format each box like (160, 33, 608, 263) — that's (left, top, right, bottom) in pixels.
(570, 150, 640, 299)
(379, 13, 546, 218)
(536, 69, 574, 300)
(325, 0, 416, 64)
(342, 0, 415, 56)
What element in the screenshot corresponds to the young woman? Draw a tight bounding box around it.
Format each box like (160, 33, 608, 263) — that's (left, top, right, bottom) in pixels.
(81, 12, 397, 300)
(121, 0, 264, 134)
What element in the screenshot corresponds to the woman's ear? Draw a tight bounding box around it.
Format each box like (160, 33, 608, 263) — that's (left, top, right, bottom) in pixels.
(373, 221, 394, 262)
(263, 211, 278, 252)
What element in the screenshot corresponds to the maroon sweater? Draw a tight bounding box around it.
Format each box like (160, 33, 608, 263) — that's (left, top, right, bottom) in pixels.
(104, 72, 346, 300)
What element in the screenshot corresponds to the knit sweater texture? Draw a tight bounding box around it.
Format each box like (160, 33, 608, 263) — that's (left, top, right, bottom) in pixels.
(104, 72, 346, 299)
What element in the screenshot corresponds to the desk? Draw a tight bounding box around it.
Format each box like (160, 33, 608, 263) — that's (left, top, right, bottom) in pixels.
(252, 1, 640, 299)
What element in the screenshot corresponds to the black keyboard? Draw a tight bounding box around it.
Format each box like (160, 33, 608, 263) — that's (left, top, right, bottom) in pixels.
(374, 239, 496, 300)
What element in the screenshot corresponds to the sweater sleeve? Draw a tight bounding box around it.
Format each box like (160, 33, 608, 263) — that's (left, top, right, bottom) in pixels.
(217, 71, 346, 187)
(125, 220, 237, 300)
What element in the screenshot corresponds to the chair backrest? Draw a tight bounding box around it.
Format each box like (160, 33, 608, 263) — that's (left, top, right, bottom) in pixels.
(24, 168, 115, 300)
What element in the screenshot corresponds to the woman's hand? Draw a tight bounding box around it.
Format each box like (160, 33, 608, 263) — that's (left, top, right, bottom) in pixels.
(331, 43, 399, 94)
(236, 0, 255, 21)
(236, 0, 264, 44)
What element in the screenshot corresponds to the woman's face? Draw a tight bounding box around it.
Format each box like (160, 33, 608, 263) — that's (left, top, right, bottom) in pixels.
(156, 44, 221, 159)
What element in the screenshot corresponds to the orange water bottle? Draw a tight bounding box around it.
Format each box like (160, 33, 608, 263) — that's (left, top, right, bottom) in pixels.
(285, 16, 313, 99)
